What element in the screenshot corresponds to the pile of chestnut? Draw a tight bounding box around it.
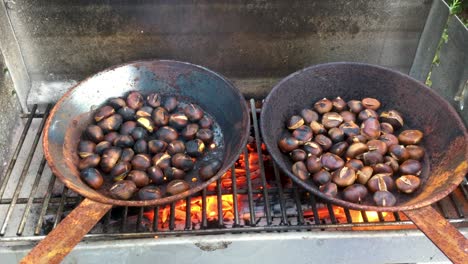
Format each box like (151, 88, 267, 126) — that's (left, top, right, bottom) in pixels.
(278, 97, 425, 207)
(78, 91, 222, 201)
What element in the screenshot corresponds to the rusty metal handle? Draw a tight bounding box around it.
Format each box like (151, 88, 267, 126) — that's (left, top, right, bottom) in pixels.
(21, 198, 112, 264)
(404, 206, 468, 264)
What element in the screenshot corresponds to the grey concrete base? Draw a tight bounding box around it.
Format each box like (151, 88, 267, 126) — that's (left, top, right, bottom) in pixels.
(3, 229, 465, 264)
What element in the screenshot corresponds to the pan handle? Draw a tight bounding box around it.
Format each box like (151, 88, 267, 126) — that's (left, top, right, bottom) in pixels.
(20, 198, 112, 264)
(404, 206, 467, 264)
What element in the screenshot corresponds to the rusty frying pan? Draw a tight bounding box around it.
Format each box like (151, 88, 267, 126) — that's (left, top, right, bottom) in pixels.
(21, 60, 250, 264)
(260, 62, 468, 263)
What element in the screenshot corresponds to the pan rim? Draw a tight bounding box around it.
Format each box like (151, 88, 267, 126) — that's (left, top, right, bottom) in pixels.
(43, 59, 250, 207)
(260, 61, 468, 212)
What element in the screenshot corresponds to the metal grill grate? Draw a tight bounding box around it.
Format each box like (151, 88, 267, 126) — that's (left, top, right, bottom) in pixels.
(0, 99, 467, 242)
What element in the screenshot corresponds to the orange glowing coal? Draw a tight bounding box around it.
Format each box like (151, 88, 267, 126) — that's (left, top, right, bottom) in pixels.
(145, 194, 238, 226)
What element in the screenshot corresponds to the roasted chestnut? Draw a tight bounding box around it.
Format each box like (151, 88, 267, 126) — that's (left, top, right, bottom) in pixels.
(314, 98, 333, 114)
(312, 170, 331, 185)
(306, 155, 322, 173)
(342, 184, 368, 203)
(127, 170, 150, 187)
(113, 135, 135, 148)
(396, 175, 420, 194)
(156, 126, 179, 142)
(136, 106, 153, 119)
(163, 96, 178, 112)
(361, 117, 380, 139)
(186, 139, 206, 157)
(166, 179, 190, 195)
(380, 122, 394, 134)
(167, 140, 185, 155)
(164, 167, 186, 180)
(406, 145, 425, 160)
(108, 97, 126, 109)
(332, 97, 347, 112)
(147, 93, 161, 108)
(151, 107, 169, 126)
(80, 168, 104, 189)
(117, 107, 136, 121)
(379, 133, 399, 148)
(367, 174, 394, 193)
(362, 151, 384, 166)
(196, 129, 214, 144)
(339, 121, 360, 137)
(345, 142, 368, 159)
(310, 121, 326, 134)
(291, 149, 307, 162)
(314, 134, 333, 151)
(152, 152, 172, 169)
(199, 159, 222, 180)
(356, 166, 373, 185)
(119, 121, 137, 135)
(287, 115, 304, 130)
(303, 141, 323, 156)
(85, 125, 104, 143)
(110, 180, 137, 200)
(126, 91, 144, 110)
(120, 148, 135, 163)
(100, 147, 122, 173)
(347, 100, 363, 113)
(347, 134, 368, 144)
(292, 161, 309, 181)
(399, 159, 422, 175)
(94, 105, 115, 122)
(131, 127, 148, 141)
(358, 109, 378, 121)
(321, 153, 345, 171)
(169, 112, 189, 129)
(110, 161, 131, 181)
(398, 130, 424, 145)
(147, 166, 165, 185)
(328, 127, 345, 142)
(366, 139, 387, 155)
(345, 159, 364, 171)
(322, 112, 343, 129)
(78, 140, 96, 158)
(380, 110, 404, 129)
(329, 141, 348, 156)
(372, 163, 393, 175)
(384, 156, 399, 172)
(171, 153, 194, 171)
(78, 154, 101, 170)
(388, 145, 410, 163)
(133, 139, 148, 154)
(98, 114, 123, 133)
(184, 103, 204, 122)
(199, 116, 213, 129)
(319, 182, 338, 198)
(292, 125, 313, 142)
(131, 154, 152, 170)
(340, 111, 356, 122)
(332, 167, 356, 187)
(137, 117, 155, 133)
(138, 185, 163, 200)
(373, 191, 396, 206)
(361, 98, 381, 110)
(148, 139, 168, 154)
(181, 123, 199, 140)
(104, 131, 119, 143)
(300, 108, 319, 123)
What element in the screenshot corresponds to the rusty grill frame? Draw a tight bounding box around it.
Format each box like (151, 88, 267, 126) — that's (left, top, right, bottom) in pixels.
(0, 99, 467, 242)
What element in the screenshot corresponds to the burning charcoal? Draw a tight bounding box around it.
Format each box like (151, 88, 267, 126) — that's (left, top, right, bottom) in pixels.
(80, 168, 104, 189)
(342, 184, 368, 203)
(166, 180, 190, 195)
(110, 180, 137, 200)
(138, 185, 163, 200)
(314, 98, 333, 114)
(396, 175, 421, 194)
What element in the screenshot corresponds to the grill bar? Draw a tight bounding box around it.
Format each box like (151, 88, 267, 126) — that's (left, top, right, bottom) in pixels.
(0, 101, 466, 243)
